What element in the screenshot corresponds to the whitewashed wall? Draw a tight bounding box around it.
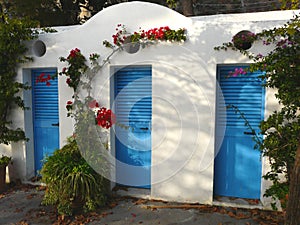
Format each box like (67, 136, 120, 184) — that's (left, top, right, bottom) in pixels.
(1, 1, 298, 210)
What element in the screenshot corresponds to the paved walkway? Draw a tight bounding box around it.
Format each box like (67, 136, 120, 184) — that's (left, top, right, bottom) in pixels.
(0, 185, 284, 225)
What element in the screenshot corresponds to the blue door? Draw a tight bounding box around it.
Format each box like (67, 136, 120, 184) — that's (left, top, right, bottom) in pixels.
(214, 65, 265, 199)
(32, 69, 59, 174)
(114, 66, 152, 188)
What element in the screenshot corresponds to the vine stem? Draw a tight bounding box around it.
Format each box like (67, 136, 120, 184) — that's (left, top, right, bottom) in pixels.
(227, 104, 263, 146)
(86, 46, 121, 98)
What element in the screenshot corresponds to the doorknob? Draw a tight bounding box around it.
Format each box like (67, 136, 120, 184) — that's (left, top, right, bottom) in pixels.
(244, 131, 255, 135)
(51, 123, 59, 127)
(140, 127, 149, 130)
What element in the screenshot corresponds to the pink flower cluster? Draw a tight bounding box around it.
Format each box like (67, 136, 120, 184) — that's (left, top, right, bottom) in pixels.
(276, 38, 294, 49)
(229, 68, 247, 77)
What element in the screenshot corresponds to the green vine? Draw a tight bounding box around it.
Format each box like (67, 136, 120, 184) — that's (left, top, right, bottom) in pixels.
(215, 14, 300, 210)
(103, 24, 186, 48)
(0, 155, 11, 166)
(226, 104, 263, 147)
(0, 13, 39, 145)
(37, 24, 188, 215)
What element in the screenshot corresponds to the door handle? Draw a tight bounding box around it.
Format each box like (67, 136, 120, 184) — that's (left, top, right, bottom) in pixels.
(140, 127, 149, 130)
(51, 123, 59, 127)
(244, 131, 255, 135)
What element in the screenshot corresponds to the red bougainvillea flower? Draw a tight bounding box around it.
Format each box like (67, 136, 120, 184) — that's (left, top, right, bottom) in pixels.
(66, 78, 71, 85)
(36, 73, 51, 86)
(106, 25, 186, 48)
(66, 100, 73, 111)
(67, 48, 81, 59)
(88, 100, 99, 108)
(96, 107, 116, 129)
(112, 24, 127, 46)
(141, 26, 172, 41)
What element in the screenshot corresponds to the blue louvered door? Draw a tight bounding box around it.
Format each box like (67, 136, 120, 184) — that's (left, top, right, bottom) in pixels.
(114, 66, 152, 188)
(214, 65, 265, 199)
(32, 69, 59, 174)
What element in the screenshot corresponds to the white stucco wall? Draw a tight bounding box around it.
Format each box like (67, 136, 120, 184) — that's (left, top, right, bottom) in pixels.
(1, 1, 299, 210)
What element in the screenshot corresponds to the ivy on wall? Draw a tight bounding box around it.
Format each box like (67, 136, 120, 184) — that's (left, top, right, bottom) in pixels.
(0, 13, 38, 145)
(215, 14, 300, 220)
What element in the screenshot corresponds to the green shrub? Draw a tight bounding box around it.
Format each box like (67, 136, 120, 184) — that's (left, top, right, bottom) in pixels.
(40, 137, 109, 215)
(0, 155, 11, 166)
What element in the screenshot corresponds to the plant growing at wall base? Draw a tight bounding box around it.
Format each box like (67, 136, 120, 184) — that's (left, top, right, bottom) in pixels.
(0, 155, 11, 192)
(38, 25, 188, 215)
(0, 155, 11, 166)
(40, 137, 109, 216)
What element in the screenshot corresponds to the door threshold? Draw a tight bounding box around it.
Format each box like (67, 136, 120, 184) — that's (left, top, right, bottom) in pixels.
(213, 196, 263, 210)
(113, 186, 151, 200)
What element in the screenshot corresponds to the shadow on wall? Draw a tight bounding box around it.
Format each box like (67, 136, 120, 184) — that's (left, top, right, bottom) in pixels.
(145, 45, 217, 202)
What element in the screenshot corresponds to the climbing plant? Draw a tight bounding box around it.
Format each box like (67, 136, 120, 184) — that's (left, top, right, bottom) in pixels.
(215, 14, 300, 224)
(37, 24, 187, 215)
(0, 13, 39, 145)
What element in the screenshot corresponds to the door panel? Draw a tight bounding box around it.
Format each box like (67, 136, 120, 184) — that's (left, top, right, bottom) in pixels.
(114, 66, 152, 188)
(32, 69, 59, 173)
(214, 65, 265, 199)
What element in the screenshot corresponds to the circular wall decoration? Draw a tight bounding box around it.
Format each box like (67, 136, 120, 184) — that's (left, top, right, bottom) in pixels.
(123, 35, 140, 54)
(232, 30, 255, 50)
(33, 40, 46, 57)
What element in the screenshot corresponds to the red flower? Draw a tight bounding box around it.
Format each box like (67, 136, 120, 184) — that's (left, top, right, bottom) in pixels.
(36, 73, 52, 85)
(66, 100, 73, 111)
(66, 78, 71, 85)
(67, 48, 81, 59)
(96, 107, 116, 129)
(36, 73, 44, 83)
(62, 67, 67, 73)
(88, 100, 99, 108)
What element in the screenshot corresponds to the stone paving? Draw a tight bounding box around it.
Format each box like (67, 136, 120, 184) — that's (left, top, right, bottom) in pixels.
(0, 185, 283, 225)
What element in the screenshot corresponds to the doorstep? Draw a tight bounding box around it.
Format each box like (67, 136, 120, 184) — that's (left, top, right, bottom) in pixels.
(213, 196, 263, 210)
